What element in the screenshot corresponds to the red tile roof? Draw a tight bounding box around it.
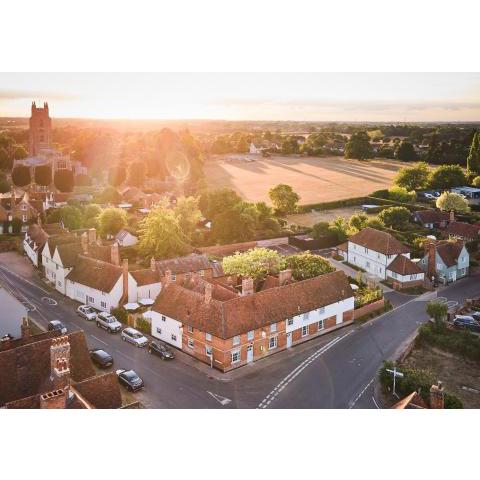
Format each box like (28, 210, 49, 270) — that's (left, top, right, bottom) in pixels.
(387, 255, 424, 275)
(349, 228, 410, 255)
(66, 256, 123, 292)
(414, 210, 450, 224)
(436, 241, 465, 268)
(446, 221, 480, 240)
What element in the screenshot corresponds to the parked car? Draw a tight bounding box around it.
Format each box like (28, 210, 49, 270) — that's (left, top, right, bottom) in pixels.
(96, 312, 122, 333)
(90, 349, 114, 368)
(121, 327, 148, 347)
(470, 311, 480, 322)
(424, 193, 435, 200)
(148, 341, 175, 360)
(77, 305, 97, 321)
(453, 315, 480, 333)
(116, 369, 144, 392)
(48, 320, 67, 335)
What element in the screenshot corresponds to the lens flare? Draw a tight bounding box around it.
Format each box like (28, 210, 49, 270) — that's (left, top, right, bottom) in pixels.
(165, 150, 190, 182)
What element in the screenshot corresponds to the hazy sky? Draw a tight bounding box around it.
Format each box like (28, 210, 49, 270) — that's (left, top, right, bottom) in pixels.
(1, 73, 480, 122)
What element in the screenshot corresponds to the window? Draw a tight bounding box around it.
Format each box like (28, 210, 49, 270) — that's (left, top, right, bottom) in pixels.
(231, 349, 241, 363)
(270, 323, 277, 333)
(101, 301, 107, 309)
(318, 307, 325, 315)
(302, 325, 309, 337)
(156, 327, 162, 334)
(287, 318, 294, 326)
(57, 281, 61, 287)
(366, 261, 370, 268)
(187, 325, 193, 333)
(21, 204, 27, 211)
(247, 330, 254, 341)
(410, 275, 415, 280)
(22, 214, 27, 222)
(205, 332, 212, 341)
(199, 269, 205, 277)
(233, 335, 240, 346)
(318, 319, 325, 331)
(206, 346, 212, 356)
(87, 296, 94, 304)
(303, 312, 309, 321)
(392, 272, 397, 279)
(171, 334, 177, 342)
(365, 247, 368, 254)
(171, 273, 176, 281)
(188, 338, 194, 349)
(268, 336, 277, 350)
(162, 315, 166, 322)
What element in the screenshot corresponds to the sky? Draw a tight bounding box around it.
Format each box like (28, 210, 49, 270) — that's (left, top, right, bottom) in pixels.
(1, 72, 480, 122)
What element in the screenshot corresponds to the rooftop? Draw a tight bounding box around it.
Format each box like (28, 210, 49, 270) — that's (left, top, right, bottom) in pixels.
(349, 227, 410, 255)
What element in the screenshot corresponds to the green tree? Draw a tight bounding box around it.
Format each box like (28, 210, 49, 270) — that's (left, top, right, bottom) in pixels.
(108, 166, 127, 187)
(395, 141, 417, 162)
(54, 169, 75, 192)
(98, 207, 127, 237)
(388, 186, 416, 203)
(426, 300, 448, 332)
(199, 188, 242, 220)
(211, 201, 258, 243)
(95, 186, 122, 204)
(328, 217, 349, 242)
(174, 196, 202, 238)
(344, 131, 373, 160)
(0, 147, 10, 170)
(34, 165, 52, 186)
(59, 205, 83, 230)
(11, 217, 23, 234)
(13, 145, 28, 159)
(472, 176, 480, 187)
(268, 184, 300, 215)
(348, 213, 368, 232)
(311, 221, 331, 239)
(394, 162, 429, 191)
(12, 166, 31, 187)
(467, 131, 480, 174)
(365, 216, 385, 230)
(428, 164, 467, 190)
(83, 204, 102, 229)
(281, 137, 300, 154)
(378, 206, 411, 228)
(222, 248, 286, 284)
(138, 204, 190, 259)
(436, 192, 470, 214)
(127, 161, 146, 187)
(285, 252, 335, 281)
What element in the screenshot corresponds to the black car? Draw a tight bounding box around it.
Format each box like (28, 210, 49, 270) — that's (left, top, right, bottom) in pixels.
(453, 315, 480, 333)
(48, 320, 67, 334)
(148, 341, 175, 360)
(116, 369, 144, 392)
(90, 349, 114, 368)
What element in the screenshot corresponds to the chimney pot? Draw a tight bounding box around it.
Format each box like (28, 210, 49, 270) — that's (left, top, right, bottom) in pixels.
(81, 232, 88, 255)
(242, 277, 254, 296)
(164, 269, 172, 287)
(150, 257, 156, 272)
(205, 282, 213, 303)
(111, 243, 120, 266)
(450, 210, 455, 223)
(278, 269, 292, 286)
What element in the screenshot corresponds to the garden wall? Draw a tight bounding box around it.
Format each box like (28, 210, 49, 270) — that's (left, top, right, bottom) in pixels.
(354, 298, 385, 320)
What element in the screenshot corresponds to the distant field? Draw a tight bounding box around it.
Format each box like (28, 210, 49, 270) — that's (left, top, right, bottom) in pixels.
(204, 154, 405, 205)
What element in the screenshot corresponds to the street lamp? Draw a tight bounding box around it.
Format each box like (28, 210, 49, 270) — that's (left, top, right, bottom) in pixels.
(386, 367, 404, 397)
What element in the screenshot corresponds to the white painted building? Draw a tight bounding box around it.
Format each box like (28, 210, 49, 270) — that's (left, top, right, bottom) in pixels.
(147, 310, 183, 349)
(115, 229, 138, 247)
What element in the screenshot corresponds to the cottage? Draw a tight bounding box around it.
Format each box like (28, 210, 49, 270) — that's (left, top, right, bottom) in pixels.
(149, 269, 354, 371)
(446, 221, 480, 242)
(414, 210, 451, 229)
(385, 255, 425, 289)
(156, 253, 213, 283)
(130, 258, 162, 301)
(0, 190, 42, 233)
(23, 222, 67, 267)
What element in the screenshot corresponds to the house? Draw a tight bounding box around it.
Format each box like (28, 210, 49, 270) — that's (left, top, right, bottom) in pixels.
(23, 221, 66, 267)
(414, 210, 451, 229)
(0, 190, 42, 233)
(385, 255, 425, 289)
(0, 326, 133, 409)
(115, 229, 138, 247)
(347, 227, 411, 280)
(155, 253, 213, 283)
(149, 269, 354, 372)
(0, 287, 28, 339)
(420, 240, 469, 283)
(130, 258, 162, 301)
(42, 233, 82, 286)
(446, 221, 480, 242)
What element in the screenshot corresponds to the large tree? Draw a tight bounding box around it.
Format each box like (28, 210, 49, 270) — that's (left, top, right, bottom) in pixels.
(378, 206, 411, 228)
(11, 166, 31, 187)
(95, 186, 122, 204)
(344, 131, 373, 160)
(13, 145, 28, 160)
(0, 147, 10, 170)
(58, 205, 83, 230)
(268, 184, 300, 214)
(98, 207, 127, 237)
(174, 196, 202, 238)
(436, 192, 470, 214)
(395, 141, 417, 162)
(34, 165, 52, 186)
(211, 201, 258, 244)
(54, 169, 75, 192)
(127, 161, 146, 187)
(388, 186, 416, 203)
(285, 252, 335, 281)
(199, 188, 242, 220)
(428, 164, 467, 190)
(0, 173, 11, 193)
(137, 204, 190, 259)
(467, 131, 480, 174)
(108, 165, 127, 187)
(394, 162, 429, 191)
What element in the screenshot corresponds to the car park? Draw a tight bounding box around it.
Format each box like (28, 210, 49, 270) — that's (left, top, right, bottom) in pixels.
(121, 327, 148, 347)
(96, 312, 122, 333)
(116, 369, 144, 392)
(48, 320, 67, 335)
(453, 315, 480, 333)
(148, 341, 175, 360)
(77, 305, 97, 321)
(89, 349, 114, 368)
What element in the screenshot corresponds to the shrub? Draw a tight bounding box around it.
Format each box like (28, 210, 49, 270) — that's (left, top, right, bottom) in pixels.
(111, 307, 128, 324)
(135, 316, 151, 335)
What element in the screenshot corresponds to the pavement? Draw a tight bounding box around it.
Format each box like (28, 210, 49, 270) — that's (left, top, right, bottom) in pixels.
(1, 251, 480, 409)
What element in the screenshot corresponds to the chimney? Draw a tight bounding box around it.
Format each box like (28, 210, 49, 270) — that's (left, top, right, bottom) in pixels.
(205, 282, 213, 303)
(21, 317, 31, 339)
(88, 228, 97, 244)
(150, 256, 156, 272)
(40, 389, 67, 409)
(110, 242, 120, 266)
(427, 242, 436, 279)
(81, 232, 88, 255)
(164, 269, 172, 287)
(429, 381, 445, 409)
(450, 210, 455, 223)
(37, 213, 42, 228)
(50, 336, 70, 391)
(122, 259, 129, 301)
(278, 269, 292, 286)
(242, 277, 254, 296)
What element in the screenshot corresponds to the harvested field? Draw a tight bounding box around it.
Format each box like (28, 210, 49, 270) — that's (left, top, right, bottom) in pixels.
(204, 154, 405, 205)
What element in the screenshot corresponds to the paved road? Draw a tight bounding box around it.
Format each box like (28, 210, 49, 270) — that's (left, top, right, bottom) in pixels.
(1, 258, 479, 409)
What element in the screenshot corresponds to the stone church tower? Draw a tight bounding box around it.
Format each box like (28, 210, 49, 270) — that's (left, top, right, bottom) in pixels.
(29, 101, 52, 156)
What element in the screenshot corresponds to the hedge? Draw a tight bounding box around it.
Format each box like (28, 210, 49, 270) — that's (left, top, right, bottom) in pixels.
(297, 196, 367, 213)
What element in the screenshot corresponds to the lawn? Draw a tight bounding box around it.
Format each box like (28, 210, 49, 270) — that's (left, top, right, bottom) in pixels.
(204, 154, 406, 205)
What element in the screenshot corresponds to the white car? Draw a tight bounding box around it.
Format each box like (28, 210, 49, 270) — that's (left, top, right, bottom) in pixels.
(121, 328, 148, 347)
(96, 312, 122, 333)
(77, 305, 97, 321)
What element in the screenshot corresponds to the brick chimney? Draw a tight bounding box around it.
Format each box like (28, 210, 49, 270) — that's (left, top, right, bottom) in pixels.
(88, 228, 97, 244)
(122, 259, 129, 301)
(150, 256, 156, 272)
(40, 389, 67, 409)
(37, 213, 42, 228)
(164, 269, 172, 287)
(21, 317, 31, 339)
(242, 277, 254, 296)
(81, 232, 88, 255)
(450, 210, 455, 223)
(278, 269, 292, 286)
(430, 381, 445, 409)
(110, 242, 120, 266)
(427, 242, 437, 279)
(205, 282, 213, 303)
(50, 336, 70, 391)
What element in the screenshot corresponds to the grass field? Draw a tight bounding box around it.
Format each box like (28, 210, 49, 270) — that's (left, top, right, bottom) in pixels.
(204, 154, 405, 205)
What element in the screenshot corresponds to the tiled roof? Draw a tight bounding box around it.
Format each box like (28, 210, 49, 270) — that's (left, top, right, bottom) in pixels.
(415, 210, 450, 224)
(153, 270, 354, 339)
(66, 256, 123, 293)
(26, 224, 48, 249)
(56, 242, 84, 267)
(436, 241, 464, 268)
(130, 268, 160, 286)
(387, 255, 424, 275)
(43, 234, 79, 257)
(446, 221, 480, 240)
(72, 372, 123, 409)
(337, 242, 348, 252)
(349, 228, 410, 255)
(156, 253, 212, 275)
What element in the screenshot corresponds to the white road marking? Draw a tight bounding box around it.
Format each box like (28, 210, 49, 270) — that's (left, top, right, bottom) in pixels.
(207, 391, 232, 406)
(0, 265, 51, 295)
(258, 331, 353, 409)
(349, 376, 376, 409)
(372, 396, 380, 409)
(41, 296, 58, 306)
(90, 334, 107, 345)
(115, 350, 135, 362)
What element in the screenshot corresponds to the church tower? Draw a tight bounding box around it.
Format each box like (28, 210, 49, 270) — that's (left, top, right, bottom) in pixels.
(29, 101, 52, 156)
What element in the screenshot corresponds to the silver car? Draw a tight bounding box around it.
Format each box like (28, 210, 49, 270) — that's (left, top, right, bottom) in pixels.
(96, 312, 122, 333)
(121, 327, 148, 347)
(77, 305, 97, 321)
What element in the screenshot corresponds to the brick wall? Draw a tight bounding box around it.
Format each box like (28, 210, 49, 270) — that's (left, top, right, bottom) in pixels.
(354, 298, 385, 320)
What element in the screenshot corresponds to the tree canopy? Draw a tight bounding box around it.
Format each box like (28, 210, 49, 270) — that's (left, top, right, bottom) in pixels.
(388, 186, 416, 203)
(173, 196, 202, 238)
(34, 165, 52, 186)
(395, 141, 417, 162)
(268, 184, 300, 214)
(12, 166, 31, 187)
(285, 252, 335, 281)
(127, 161, 146, 187)
(54, 169, 75, 192)
(108, 165, 127, 187)
(467, 131, 480, 174)
(428, 164, 467, 190)
(58, 205, 83, 230)
(436, 192, 470, 214)
(378, 206, 411, 228)
(394, 162, 429, 191)
(98, 207, 127, 237)
(344, 131, 373, 160)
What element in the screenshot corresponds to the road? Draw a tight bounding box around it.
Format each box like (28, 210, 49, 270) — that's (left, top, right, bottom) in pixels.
(1, 257, 479, 409)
